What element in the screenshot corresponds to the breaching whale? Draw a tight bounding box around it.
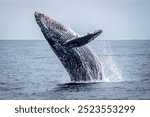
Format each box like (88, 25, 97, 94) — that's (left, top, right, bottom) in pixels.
(34, 12, 103, 82)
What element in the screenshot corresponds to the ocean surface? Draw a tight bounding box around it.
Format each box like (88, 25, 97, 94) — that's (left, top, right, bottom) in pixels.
(0, 40, 150, 99)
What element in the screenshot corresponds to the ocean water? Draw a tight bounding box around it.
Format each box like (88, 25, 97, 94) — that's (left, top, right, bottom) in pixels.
(0, 40, 150, 99)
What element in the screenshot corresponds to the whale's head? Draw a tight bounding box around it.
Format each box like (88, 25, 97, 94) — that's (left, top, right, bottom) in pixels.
(34, 12, 75, 45)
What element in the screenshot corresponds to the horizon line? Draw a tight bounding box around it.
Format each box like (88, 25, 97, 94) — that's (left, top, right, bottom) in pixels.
(0, 39, 150, 41)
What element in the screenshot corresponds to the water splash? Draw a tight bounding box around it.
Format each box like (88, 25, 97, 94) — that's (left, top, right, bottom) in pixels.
(102, 40, 123, 82)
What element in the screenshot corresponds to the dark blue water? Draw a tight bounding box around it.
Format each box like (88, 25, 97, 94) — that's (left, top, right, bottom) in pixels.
(0, 40, 150, 99)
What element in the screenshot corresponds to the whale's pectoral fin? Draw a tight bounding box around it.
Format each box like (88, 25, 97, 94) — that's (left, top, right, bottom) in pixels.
(64, 29, 102, 48)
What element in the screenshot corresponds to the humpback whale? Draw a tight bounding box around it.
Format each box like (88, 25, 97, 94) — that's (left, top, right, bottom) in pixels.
(34, 12, 103, 82)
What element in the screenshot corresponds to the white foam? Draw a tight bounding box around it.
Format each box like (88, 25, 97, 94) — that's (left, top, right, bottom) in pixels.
(102, 40, 124, 82)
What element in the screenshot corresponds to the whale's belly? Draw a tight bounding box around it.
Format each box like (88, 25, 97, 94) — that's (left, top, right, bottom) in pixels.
(60, 46, 103, 81)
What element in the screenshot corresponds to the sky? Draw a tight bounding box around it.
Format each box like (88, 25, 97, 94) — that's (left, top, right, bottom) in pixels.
(0, 0, 150, 40)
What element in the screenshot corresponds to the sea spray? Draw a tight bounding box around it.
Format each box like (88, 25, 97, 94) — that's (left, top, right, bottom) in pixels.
(102, 40, 123, 82)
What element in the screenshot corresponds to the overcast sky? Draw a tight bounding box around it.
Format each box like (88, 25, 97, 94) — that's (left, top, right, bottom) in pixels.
(0, 0, 150, 40)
